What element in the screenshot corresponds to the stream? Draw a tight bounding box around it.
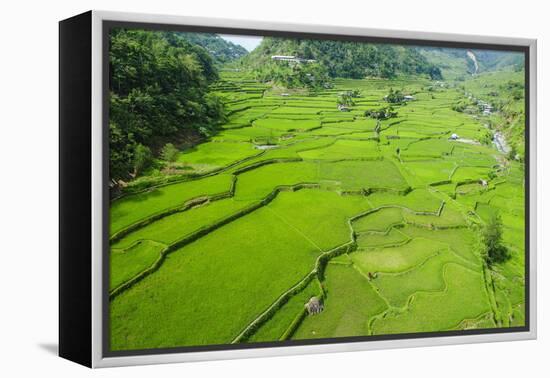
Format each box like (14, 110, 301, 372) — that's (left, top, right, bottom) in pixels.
(493, 131, 511, 154)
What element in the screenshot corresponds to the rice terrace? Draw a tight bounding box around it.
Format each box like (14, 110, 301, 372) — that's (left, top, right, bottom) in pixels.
(108, 28, 526, 351)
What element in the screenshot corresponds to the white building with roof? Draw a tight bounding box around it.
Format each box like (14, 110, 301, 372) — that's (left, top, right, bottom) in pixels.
(271, 55, 316, 63)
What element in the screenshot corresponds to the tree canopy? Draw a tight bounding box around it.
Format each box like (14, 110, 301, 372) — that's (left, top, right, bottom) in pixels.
(482, 212, 509, 266)
(243, 37, 443, 81)
(109, 29, 225, 180)
(172, 32, 248, 63)
(385, 88, 405, 104)
(251, 60, 331, 89)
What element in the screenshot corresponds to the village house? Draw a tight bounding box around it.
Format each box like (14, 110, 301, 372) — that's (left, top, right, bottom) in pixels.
(271, 55, 316, 63)
(271, 55, 296, 61)
(476, 99, 493, 115)
(305, 297, 324, 315)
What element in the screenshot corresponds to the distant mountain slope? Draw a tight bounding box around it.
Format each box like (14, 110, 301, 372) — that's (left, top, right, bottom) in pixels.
(418, 47, 524, 79)
(239, 36, 524, 85)
(163, 32, 248, 63)
(244, 37, 443, 80)
(471, 49, 525, 71)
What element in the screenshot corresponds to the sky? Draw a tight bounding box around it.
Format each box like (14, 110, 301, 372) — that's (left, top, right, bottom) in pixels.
(219, 34, 263, 52)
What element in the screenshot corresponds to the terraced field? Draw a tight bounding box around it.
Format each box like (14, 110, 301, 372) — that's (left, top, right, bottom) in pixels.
(109, 73, 525, 350)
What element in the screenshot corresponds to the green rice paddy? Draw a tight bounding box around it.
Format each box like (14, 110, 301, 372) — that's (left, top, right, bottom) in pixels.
(109, 72, 526, 350)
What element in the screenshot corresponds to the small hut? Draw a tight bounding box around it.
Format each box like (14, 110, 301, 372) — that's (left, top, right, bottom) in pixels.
(337, 104, 350, 112)
(305, 297, 324, 315)
(450, 133, 459, 140)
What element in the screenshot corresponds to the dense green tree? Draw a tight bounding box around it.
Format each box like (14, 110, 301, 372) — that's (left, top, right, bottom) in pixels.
(133, 144, 153, 175)
(365, 106, 397, 120)
(428, 66, 443, 80)
(109, 121, 135, 181)
(385, 88, 405, 103)
(160, 143, 179, 162)
(482, 213, 509, 265)
(337, 92, 355, 106)
(507, 146, 518, 161)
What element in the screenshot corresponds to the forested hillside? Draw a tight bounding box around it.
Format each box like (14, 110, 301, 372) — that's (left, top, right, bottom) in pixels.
(241, 37, 443, 88)
(168, 32, 248, 63)
(109, 29, 228, 181)
(418, 47, 524, 79)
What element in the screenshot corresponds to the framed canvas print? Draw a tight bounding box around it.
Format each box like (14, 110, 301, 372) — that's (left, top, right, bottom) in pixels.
(59, 10, 537, 368)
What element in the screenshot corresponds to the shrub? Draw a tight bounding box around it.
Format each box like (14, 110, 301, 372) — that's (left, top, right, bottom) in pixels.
(198, 126, 212, 137)
(365, 106, 397, 120)
(133, 144, 153, 175)
(507, 146, 517, 161)
(385, 88, 404, 104)
(161, 143, 179, 162)
(336, 92, 355, 107)
(479, 130, 494, 145)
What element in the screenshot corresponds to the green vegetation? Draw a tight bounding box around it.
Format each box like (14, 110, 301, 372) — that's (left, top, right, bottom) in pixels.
(170, 32, 248, 63)
(111, 198, 256, 249)
(176, 141, 260, 169)
(110, 173, 233, 235)
(160, 143, 178, 162)
(463, 71, 526, 160)
(353, 208, 404, 232)
(110, 205, 322, 349)
(371, 264, 492, 334)
(132, 144, 153, 175)
(481, 212, 509, 265)
(109, 29, 226, 181)
(252, 60, 331, 89)
(293, 264, 387, 339)
(110, 240, 165, 290)
(245, 37, 442, 80)
(352, 238, 446, 273)
(418, 47, 524, 79)
(385, 88, 405, 104)
(108, 29, 526, 351)
(249, 278, 322, 342)
(365, 106, 397, 120)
